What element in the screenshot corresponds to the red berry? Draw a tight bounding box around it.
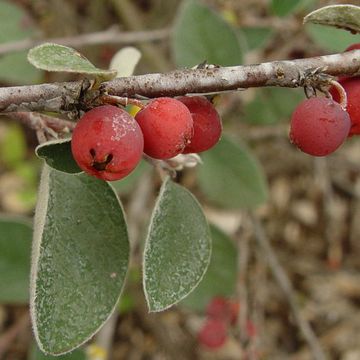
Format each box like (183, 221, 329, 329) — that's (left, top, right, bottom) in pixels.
(345, 43, 360, 52)
(198, 319, 227, 349)
(330, 78, 360, 136)
(135, 97, 193, 159)
(177, 96, 222, 153)
(206, 297, 229, 320)
(71, 105, 144, 181)
(289, 97, 350, 156)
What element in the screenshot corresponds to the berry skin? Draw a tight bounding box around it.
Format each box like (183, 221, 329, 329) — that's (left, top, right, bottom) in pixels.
(177, 96, 222, 153)
(345, 43, 360, 52)
(198, 319, 227, 349)
(330, 78, 360, 136)
(206, 297, 229, 320)
(135, 97, 193, 159)
(289, 97, 350, 156)
(71, 105, 144, 181)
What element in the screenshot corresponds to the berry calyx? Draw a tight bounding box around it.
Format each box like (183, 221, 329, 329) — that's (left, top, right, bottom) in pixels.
(177, 96, 222, 153)
(330, 78, 360, 136)
(198, 319, 227, 349)
(289, 97, 350, 156)
(71, 105, 144, 181)
(135, 97, 193, 159)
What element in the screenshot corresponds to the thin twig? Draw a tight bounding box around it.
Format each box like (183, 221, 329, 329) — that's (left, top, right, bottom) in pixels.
(0, 51, 359, 114)
(0, 27, 170, 56)
(249, 213, 327, 360)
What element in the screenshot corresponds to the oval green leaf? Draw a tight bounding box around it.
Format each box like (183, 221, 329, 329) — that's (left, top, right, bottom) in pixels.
(198, 135, 268, 209)
(36, 139, 81, 174)
(143, 177, 211, 312)
(0, 216, 32, 304)
(30, 343, 86, 360)
(304, 5, 360, 33)
(172, 0, 243, 67)
(31, 166, 129, 355)
(181, 225, 237, 311)
(28, 43, 117, 81)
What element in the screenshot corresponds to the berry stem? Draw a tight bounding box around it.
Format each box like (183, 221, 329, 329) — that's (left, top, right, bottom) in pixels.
(329, 80, 348, 110)
(99, 94, 145, 109)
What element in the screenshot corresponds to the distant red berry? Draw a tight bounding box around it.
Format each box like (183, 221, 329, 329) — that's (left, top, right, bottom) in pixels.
(177, 96, 222, 153)
(330, 78, 360, 136)
(289, 97, 350, 156)
(206, 297, 229, 320)
(71, 105, 144, 181)
(135, 97, 193, 159)
(198, 319, 227, 349)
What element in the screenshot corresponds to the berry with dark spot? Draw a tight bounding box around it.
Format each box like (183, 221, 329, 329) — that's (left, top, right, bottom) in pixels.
(71, 105, 144, 181)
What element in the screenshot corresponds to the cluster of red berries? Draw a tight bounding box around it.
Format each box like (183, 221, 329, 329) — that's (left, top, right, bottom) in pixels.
(289, 43, 360, 157)
(197, 297, 256, 349)
(71, 96, 222, 181)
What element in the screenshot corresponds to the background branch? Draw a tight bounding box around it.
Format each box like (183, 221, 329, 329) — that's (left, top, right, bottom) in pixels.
(0, 50, 359, 114)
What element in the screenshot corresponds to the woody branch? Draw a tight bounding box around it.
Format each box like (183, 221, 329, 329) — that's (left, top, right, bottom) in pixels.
(0, 50, 359, 115)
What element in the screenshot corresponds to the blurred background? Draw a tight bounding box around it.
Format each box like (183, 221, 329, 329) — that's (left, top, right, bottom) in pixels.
(1, 0, 360, 359)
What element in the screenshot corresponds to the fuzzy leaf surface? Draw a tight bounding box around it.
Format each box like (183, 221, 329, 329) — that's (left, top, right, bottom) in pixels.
(31, 166, 129, 355)
(28, 43, 117, 81)
(36, 139, 81, 174)
(143, 177, 211, 312)
(304, 5, 360, 33)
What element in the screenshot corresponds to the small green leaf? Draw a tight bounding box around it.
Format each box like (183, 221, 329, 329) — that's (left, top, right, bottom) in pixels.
(143, 177, 211, 312)
(198, 135, 268, 209)
(28, 43, 117, 82)
(181, 225, 237, 311)
(35, 139, 81, 174)
(0, 216, 32, 304)
(172, 0, 243, 67)
(30, 343, 86, 360)
(31, 166, 129, 355)
(306, 23, 360, 52)
(109, 46, 141, 77)
(304, 5, 360, 34)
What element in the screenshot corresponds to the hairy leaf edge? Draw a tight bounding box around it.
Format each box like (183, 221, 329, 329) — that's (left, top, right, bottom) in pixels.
(30, 165, 130, 355)
(143, 176, 212, 313)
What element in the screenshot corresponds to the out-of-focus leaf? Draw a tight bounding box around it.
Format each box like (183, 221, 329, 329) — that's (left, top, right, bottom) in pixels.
(0, 216, 31, 304)
(244, 87, 304, 125)
(35, 139, 81, 174)
(172, 0, 243, 67)
(271, 0, 300, 17)
(198, 135, 268, 209)
(241, 27, 273, 50)
(304, 5, 360, 34)
(0, 123, 27, 168)
(30, 343, 86, 360)
(109, 46, 141, 77)
(143, 177, 211, 312)
(0, 0, 41, 84)
(31, 166, 129, 355)
(306, 24, 360, 52)
(181, 225, 237, 311)
(111, 160, 151, 195)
